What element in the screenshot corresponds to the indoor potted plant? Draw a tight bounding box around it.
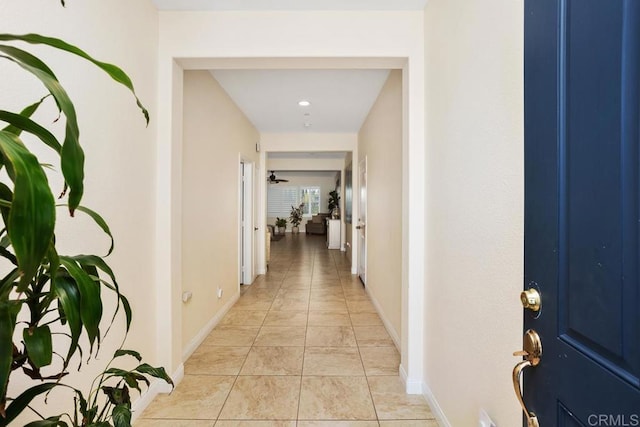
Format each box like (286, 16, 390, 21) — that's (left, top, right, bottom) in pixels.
(275, 217, 287, 234)
(0, 21, 172, 427)
(289, 203, 304, 234)
(328, 190, 341, 219)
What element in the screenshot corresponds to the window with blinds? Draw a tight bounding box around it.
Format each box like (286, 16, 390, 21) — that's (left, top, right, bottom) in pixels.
(267, 185, 321, 217)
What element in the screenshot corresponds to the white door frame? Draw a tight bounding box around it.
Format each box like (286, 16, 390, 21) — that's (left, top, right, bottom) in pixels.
(156, 53, 424, 395)
(358, 157, 368, 284)
(239, 160, 256, 285)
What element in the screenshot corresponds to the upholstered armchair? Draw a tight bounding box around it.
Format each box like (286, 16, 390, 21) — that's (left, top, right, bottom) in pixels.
(305, 213, 330, 235)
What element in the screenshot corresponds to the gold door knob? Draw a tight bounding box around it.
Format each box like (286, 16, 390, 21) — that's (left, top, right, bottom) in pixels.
(512, 329, 542, 427)
(520, 288, 541, 312)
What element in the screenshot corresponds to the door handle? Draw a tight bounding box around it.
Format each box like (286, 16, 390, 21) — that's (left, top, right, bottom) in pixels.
(512, 329, 542, 427)
(254, 227, 259, 231)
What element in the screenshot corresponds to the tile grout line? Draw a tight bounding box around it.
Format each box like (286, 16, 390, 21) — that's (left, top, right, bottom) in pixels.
(215, 242, 292, 423)
(338, 247, 382, 424)
(145, 236, 426, 426)
(295, 238, 316, 422)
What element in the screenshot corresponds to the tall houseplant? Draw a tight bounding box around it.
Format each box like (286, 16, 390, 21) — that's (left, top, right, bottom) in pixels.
(0, 8, 172, 427)
(328, 190, 340, 218)
(289, 203, 304, 234)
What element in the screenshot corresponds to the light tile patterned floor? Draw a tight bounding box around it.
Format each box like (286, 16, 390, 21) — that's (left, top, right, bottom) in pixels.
(137, 234, 437, 426)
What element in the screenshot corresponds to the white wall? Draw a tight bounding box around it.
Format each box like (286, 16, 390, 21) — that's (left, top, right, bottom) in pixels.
(423, 1, 524, 425)
(267, 157, 346, 171)
(1, 0, 159, 423)
(261, 132, 357, 153)
(265, 171, 339, 232)
(181, 71, 259, 351)
(358, 70, 403, 345)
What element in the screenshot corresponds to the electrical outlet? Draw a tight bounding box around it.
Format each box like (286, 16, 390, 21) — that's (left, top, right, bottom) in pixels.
(479, 409, 497, 427)
(182, 291, 193, 303)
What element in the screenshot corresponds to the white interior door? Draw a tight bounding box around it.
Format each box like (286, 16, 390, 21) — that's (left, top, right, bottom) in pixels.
(241, 162, 255, 285)
(358, 158, 367, 285)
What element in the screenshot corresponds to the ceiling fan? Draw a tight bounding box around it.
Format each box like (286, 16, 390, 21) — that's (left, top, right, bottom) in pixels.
(267, 171, 289, 184)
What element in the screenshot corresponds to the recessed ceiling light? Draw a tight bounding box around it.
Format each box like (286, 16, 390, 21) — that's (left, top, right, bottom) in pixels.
(298, 100, 311, 107)
(304, 122, 312, 128)
(304, 113, 311, 117)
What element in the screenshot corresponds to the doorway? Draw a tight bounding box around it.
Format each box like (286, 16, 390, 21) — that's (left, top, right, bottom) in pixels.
(240, 160, 256, 285)
(156, 56, 425, 395)
(358, 157, 367, 285)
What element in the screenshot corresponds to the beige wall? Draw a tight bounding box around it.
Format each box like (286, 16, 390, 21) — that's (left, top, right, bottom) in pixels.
(1, 0, 159, 423)
(357, 70, 403, 342)
(423, 0, 524, 425)
(181, 71, 259, 350)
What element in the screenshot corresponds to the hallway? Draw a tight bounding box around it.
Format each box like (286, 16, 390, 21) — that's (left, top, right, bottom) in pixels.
(138, 234, 436, 426)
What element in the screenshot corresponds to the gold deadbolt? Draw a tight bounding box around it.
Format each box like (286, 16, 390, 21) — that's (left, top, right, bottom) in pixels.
(520, 288, 541, 312)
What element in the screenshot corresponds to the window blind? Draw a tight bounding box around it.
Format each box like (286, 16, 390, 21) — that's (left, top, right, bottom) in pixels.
(267, 185, 322, 217)
(267, 186, 299, 217)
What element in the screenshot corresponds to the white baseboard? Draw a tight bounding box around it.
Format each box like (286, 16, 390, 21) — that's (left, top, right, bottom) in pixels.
(182, 292, 240, 361)
(422, 380, 452, 427)
(365, 286, 401, 351)
(130, 363, 184, 422)
(167, 363, 185, 391)
(399, 363, 423, 394)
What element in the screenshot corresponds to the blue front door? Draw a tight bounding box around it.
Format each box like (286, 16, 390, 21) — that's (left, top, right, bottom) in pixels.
(524, 0, 640, 425)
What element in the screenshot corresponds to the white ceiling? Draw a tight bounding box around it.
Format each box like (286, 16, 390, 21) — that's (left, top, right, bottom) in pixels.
(212, 69, 390, 132)
(153, 0, 427, 11)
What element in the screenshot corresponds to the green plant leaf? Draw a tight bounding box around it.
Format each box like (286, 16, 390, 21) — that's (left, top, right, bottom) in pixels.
(101, 386, 130, 406)
(103, 368, 148, 393)
(0, 45, 57, 79)
(52, 275, 82, 365)
(0, 301, 20, 408)
(0, 34, 149, 125)
(1, 96, 49, 136)
(134, 364, 173, 387)
(0, 247, 17, 267)
(0, 269, 19, 300)
(1, 383, 58, 426)
(0, 131, 55, 291)
(47, 242, 60, 284)
(24, 416, 68, 427)
(0, 46, 84, 214)
(59, 257, 102, 353)
(113, 349, 141, 362)
(102, 279, 132, 332)
(111, 403, 132, 427)
(23, 325, 53, 368)
(0, 183, 13, 235)
(72, 255, 127, 332)
(0, 110, 62, 154)
(70, 206, 113, 255)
